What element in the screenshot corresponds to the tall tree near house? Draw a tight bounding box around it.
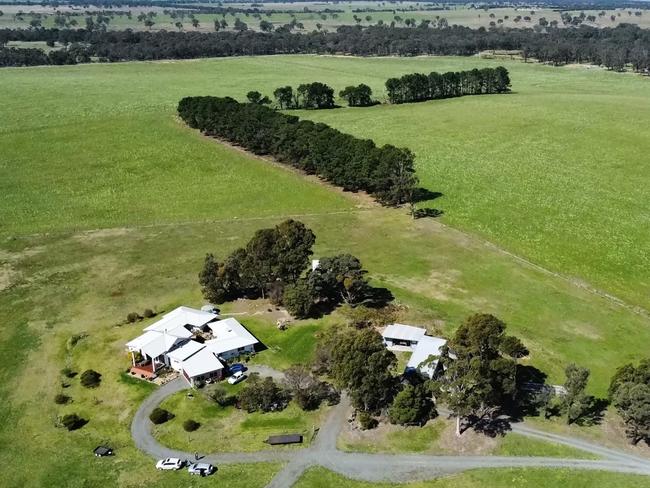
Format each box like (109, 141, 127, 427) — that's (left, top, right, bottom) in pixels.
(563, 363, 592, 424)
(310, 254, 370, 305)
(270, 219, 315, 283)
(609, 359, 650, 444)
(240, 227, 277, 299)
(328, 328, 397, 413)
(434, 313, 520, 436)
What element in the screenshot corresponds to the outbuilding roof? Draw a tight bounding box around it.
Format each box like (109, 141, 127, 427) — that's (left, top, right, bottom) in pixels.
(181, 348, 224, 378)
(406, 335, 447, 372)
(382, 324, 427, 343)
(205, 318, 259, 355)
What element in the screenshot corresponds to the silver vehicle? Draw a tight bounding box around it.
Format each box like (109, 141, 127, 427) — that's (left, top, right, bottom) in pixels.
(188, 462, 215, 476)
(227, 371, 246, 385)
(155, 457, 185, 470)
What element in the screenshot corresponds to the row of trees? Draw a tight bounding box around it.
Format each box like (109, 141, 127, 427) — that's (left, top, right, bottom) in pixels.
(385, 66, 511, 104)
(3, 24, 650, 70)
(178, 96, 418, 206)
(273, 82, 335, 109)
(339, 83, 375, 107)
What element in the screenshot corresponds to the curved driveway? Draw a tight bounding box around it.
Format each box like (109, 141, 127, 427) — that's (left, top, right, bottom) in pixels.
(131, 369, 650, 487)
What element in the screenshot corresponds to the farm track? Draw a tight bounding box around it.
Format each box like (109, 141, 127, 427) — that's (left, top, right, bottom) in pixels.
(132, 369, 650, 487)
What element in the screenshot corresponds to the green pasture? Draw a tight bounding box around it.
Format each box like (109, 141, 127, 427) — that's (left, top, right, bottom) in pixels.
(2, 55, 650, 485)
(294, 466, 650, 488)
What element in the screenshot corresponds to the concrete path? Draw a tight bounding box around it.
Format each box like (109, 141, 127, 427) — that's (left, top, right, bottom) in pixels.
(131, 371, 650, 487)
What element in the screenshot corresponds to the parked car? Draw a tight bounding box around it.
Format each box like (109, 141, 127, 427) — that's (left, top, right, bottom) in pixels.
(229, 363, 247, 374)
(188, 462, 216, 476)
(227, 371, 246, 385)
(93, 446, 113, 457)
(155, 458, 185, 470)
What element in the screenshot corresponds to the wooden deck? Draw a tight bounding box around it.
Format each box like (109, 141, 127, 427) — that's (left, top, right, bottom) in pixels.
(129, 363, 156, 380)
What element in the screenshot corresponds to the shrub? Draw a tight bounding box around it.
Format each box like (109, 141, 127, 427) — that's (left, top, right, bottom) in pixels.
(61, 413, 85, 431)
(54, 393, 71, 405)
(206, 384, 234, 407)
(60, 367, 77, 378)
(388, 384, 436, 425)
(238, 376, 291, 413)
(183, 419, 200, 432)
(143, 308, 156, 318)
(149, 407, 174, 424)
(66, 333, 88, 350)
(126, 312, 141, 323)
(80, 369, 101, 388)
(357, 411, 378, 430)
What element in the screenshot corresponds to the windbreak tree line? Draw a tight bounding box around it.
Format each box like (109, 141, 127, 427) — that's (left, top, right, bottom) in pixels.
(3, 24, 650, 70)
(178, 96, 418, 206)
(273, 82, 335, 109)
(385, 66, 510, 104)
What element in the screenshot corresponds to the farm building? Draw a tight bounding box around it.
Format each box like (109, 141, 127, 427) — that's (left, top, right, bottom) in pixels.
(382, 324, 447, 379)
(125, 306, 258, 385)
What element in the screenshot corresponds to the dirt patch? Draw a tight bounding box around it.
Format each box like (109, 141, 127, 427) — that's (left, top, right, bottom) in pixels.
(0, 264, 18, 292)
(72, 227, 132, 242)
(222, 298, 291, 323)
(437, 418, 499, 455)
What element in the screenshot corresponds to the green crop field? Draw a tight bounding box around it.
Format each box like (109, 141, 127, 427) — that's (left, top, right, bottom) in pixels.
(2, 55, 650, 486)
(294, 466, 650, 488)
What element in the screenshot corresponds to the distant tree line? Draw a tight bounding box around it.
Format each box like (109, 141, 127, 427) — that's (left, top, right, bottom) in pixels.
(3, 24, 650, 71)
(178, 96, 418, 206)
(386, 67, 510, 104)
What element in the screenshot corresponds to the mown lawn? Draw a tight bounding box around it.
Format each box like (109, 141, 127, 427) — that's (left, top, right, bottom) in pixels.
(154, 390, 326, 452)
(338, 417, 596, 459)
(294, 467, 650, 488)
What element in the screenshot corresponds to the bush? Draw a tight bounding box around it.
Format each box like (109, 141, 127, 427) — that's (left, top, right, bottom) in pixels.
(126, 312, 141, 323)
(183, 419, 200, 432)
(238, 376, 291, 413)
(357, 411, 378, 430)
(388, 384, 436, 426)
(80, 369, 101, 388)
(60, 367, 77, 378)
(206, 384, 235, 406)
(60, 413, 85, 431)
(149, 407, 174, 424)
(143, 308, 156, 318)
(54, 393, 71, 405)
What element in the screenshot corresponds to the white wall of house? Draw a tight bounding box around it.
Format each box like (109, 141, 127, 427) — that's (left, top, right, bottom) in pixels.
(218, 344, 255, 361)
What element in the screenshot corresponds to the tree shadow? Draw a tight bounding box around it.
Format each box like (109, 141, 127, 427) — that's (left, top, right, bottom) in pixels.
(471, 416, 512, 438)
(363, 286, 395, 308)
(413, 208, 444, 219)
(574, 397, 608, 426)
(412, 188, 443, 203)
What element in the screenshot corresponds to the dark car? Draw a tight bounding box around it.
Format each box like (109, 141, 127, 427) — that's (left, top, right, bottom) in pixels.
(93, 446, 113, 457)
(229, 363, 247, 374)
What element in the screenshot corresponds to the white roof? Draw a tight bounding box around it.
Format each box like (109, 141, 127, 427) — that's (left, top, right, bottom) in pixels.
(141, 333, 183, 359)
(205, 318, 258, 355)
(144, 306, 217, 332)
(126, 328, 191, 358)
(126, 330, 161, 351)
(181, 348, 224, 378)
(407, 336, 447, 371)
(166, 340, 205, 362)
(382, 324, 427, 342)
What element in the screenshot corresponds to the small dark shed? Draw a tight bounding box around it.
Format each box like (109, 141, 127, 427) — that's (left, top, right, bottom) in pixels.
(264, 434, 303, 445)
(93, 446, 113, 457)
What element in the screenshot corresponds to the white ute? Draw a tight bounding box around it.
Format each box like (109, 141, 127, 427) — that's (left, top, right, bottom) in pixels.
(156, 458, 185, 470)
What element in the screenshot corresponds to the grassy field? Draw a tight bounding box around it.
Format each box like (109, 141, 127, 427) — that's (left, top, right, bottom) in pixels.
(294, 466, 650, 488)
(338, 417, 597, 459)
(2, 55, 650, 485)
(2, 3, 649, 32)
